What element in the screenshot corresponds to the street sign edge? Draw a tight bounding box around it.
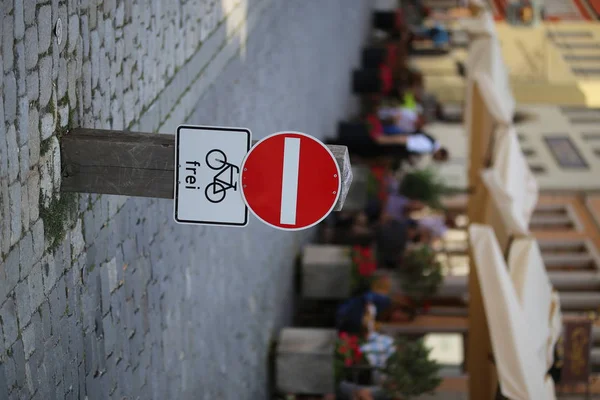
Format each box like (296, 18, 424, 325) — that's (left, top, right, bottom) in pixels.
(174, 124, 251, 227)
(239, 131, 341, 231)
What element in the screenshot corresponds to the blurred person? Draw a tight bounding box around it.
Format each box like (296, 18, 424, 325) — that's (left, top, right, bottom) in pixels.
(373, 131, 449, 163)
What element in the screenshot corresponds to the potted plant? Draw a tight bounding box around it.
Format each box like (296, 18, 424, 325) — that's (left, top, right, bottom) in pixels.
(381, 337, 442, 399)
(350, 245, 377, 295)
(399, 168, 451, 210)
(396, 245, 443, 309)
(334, 332, 369, 384)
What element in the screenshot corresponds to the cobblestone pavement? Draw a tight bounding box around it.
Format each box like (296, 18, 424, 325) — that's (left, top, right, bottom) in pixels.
(0, 0, 371, 398)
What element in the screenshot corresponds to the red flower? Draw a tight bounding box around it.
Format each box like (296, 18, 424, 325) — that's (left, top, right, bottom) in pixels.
(344, 358, 353, 367)
(349, 336, 358, 345)
(339, 345, 349, 354)
(358, 261, 377, 277)
(422, 301, 432, 313)
(339, 332, 349, 340)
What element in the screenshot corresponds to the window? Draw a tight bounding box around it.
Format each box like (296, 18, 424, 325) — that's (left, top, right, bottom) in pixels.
(572, 67, 600, 76)
(521, 147, 536, 157)
(581, 132, 600, 141)
(547, 31, 593, 39)
(554, 42, 600, 50)
(528, 164, 547, 174)
(564, 55, 600, 61)
(544, 136, 588, 168)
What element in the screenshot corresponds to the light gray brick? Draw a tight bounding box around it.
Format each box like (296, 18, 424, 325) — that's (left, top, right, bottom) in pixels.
(3, 16, 14, 71)
(19, 144, 29, 182)
(24, 0, 37, 26)
(90, 30, 100, 88)
(17, 96, 29, 146)
(82, 61, 92, 109)
(32, 219, 45, 261)
(20, 181, 29, 233)
(0, 298, 19, 347)
(22, 324, 35, 361)
(28, 107, 40, 165)
(15, 42, 27, 97)
(59, 104, 69, 128)
(25, 26, 39, 70)
(40, 112, 54, 141)
(28, 264, 45, 312)
(0, 181, 10, 256)
(19, 231, 35, 279)
(7, 125, 19, 183)
(9, 182, 22, 246)
(57, 5, 68, 53)
(27, 169, 40, 225)
(4, 73, 17, 123)
(39, 56, 53, 108)
(68, 14, 79, 53)
(26, 70, 39, 102)
(57, 58, 67, 100)
(38, 6, 52, 54)
(0, 99, 6, 176)
(41, 253, 57, 296)
(68, 59, 77, 108)
(15, 279, 32, 327)
(15, 0, 25, 40)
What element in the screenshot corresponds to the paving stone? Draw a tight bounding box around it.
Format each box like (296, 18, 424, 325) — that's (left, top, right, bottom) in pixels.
(57, 5, 68, 53)
(3, 15, 14, 71)
(17, 97, 29, 146)
(0, 102, 6, 177)
(57, 58, 67, 100)
(90, 30, 100, 88)
(24, 27, 39, 70)
(22, 323, 36, 360)
(19, 182, 29, 234)
(5, 126, 19, 185)
(24, 0, 37, 26)
(27, 171, 40, 225)
(68, 14, 79, 53)
(12, 339, 26, 389)
(68, 59, 77, 108)
(15, 42, 27, 97)
(19, 231, 35, 279)
(26, 70, 39, 102)
(9, 182, 22, 246)
(0, 298, 19, 348)
(40, 302, 51, 338)
(38, 6, 52, 54)
(39, 56, 53, 108)
(4, 73, 17, 124)
(14, 0, 26, 40)
(31, 219, 45, 261)
(27, 264, 45, 312)
(40, 112, 54, 140)
(15, 279, 32, 327)
(41, 253, 57, 296)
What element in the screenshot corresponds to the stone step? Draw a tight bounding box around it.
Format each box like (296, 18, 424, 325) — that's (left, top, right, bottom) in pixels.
(530, 214, 573, 229)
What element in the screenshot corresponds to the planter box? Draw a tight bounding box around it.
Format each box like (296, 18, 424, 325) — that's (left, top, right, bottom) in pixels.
(342, 166, 370, 212)
(302, 245, 352, 299)
(276, 328, 337, 394)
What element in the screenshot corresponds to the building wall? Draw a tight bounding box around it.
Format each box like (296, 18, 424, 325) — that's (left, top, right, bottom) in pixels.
(429, 103, 600, 191)
(413, 21, 600, 106)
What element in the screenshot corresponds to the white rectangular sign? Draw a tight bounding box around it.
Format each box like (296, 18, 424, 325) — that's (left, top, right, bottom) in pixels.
(174, 125, 251, 227)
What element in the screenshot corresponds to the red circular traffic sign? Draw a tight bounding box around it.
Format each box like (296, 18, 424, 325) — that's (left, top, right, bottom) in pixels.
(240, 132, 341, 231)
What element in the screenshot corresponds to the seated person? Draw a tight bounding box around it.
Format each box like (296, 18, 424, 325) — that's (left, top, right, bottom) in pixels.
(377, 106, 425, 136)
(375, 218, 422, 268)
(408, 23, 451, 49)
(374, 131, 449, 163)
(416, 214, 449, 244)
(336, 291, 392, 335)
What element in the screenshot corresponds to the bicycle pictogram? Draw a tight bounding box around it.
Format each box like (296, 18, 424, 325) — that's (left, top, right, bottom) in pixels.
(205, 149, 240, 203)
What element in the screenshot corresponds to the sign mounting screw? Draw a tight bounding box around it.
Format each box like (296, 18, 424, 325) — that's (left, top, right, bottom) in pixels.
(55, 18, 63, 46)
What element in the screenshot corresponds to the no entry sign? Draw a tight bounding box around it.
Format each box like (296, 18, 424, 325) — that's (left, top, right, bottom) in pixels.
(240, 132, 341, 231)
